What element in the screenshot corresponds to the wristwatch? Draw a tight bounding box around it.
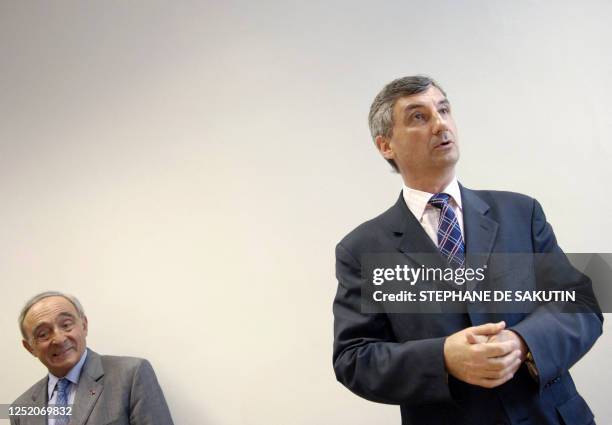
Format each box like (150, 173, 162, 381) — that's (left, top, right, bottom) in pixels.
(525, 351, 539, 378)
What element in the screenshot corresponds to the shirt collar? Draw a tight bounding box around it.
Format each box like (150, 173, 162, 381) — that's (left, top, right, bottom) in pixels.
(402, 177, 463, 221)
(47, 349, 88, 400)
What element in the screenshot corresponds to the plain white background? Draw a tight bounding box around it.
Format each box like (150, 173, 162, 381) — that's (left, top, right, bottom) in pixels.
(1, 1, 611, 424)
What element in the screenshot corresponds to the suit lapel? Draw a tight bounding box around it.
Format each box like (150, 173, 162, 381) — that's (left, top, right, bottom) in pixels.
(24, 378, 48, 425)
(460, 186, 498, 266)
(70, 349, 104, 425)
(383, 194, 453, 298)
(386, 194, 444, 262)
(460, 186, 503, 325)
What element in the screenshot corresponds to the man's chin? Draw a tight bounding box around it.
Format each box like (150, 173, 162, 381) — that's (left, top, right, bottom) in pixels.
(436, 150, 459, 166)
(46, 350, 79, 375)
(431, 155, 459, 170)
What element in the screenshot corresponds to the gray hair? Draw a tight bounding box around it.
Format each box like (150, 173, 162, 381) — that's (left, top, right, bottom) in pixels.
(368, 75, 447, 172)
(19, 291, 86, 340)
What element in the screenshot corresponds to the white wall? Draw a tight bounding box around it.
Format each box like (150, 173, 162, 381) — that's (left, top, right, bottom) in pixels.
(1, 1, 610, 424)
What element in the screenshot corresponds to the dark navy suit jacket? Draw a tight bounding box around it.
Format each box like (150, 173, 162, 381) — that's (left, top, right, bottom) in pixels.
(333, 187, 603, 425)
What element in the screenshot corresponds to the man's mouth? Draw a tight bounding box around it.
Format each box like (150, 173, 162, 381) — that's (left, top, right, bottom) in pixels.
(434, 140, 453, 148)
(52, 346, 74, 358)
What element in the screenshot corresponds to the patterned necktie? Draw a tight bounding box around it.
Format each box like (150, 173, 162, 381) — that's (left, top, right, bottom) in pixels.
(428, 193, 465, 268)
(55, 378, 71, 425)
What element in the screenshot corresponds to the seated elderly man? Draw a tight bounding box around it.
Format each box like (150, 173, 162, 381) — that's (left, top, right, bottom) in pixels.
(11, 291, 174, 425)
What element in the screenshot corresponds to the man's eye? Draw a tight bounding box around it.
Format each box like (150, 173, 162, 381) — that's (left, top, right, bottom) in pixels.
(36, 331, 49, 340)
(62, 321, 73, 329)
(439, 107, 450, 114)
(413, 112, 425, 121)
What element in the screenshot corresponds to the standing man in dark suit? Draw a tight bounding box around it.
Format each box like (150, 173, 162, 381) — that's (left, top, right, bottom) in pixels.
(332, 75, 603, 425)
(11, 291, 175, 425)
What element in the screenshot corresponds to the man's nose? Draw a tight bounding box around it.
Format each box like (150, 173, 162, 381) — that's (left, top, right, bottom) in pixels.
(50, 328, 68, 345)
(431, 111, 449, 134)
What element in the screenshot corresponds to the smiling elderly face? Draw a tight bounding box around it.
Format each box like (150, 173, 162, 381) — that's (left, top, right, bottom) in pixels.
(21, 296, 88, 377)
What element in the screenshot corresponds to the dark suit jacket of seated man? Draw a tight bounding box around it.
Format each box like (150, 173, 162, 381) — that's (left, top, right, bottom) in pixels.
(332, 75, 603, 425)
(11, 291, 174, 425)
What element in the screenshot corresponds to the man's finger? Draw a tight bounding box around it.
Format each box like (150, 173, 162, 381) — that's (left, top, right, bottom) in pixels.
(474, 372, 515, 389)
(480, 357, 522, 378)
(470, 321, 506, 336)
(478, 340, 516, 357)
(479, 367, 515, 380)
(466, 332, 487, 344)
(484, 350, 521, 371)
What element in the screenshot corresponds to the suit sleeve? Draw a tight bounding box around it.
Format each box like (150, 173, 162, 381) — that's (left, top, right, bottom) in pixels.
(332, 242, 453, 405)
(129, 359, 175, 425)
(510, 199, 604, 393)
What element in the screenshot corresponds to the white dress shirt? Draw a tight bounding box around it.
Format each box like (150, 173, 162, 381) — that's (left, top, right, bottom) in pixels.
(402, 177, 464, 246)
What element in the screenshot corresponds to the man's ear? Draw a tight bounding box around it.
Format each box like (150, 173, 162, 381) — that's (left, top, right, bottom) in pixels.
(22, 339, 35, 356)
(82, 315, 88, 335)
(375, 135, 395, 160)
